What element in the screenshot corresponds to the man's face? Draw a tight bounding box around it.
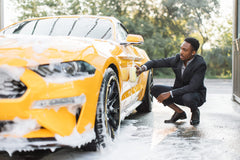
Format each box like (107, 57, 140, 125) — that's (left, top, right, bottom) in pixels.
(180, 41, 195, 62)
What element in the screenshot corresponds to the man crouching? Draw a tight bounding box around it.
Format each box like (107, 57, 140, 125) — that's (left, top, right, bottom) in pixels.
(136, 37, 207, 125)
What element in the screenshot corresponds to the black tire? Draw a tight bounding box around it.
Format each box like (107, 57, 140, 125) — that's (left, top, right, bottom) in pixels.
(84, 68, 120, 151)
(136, 71, 153, 113)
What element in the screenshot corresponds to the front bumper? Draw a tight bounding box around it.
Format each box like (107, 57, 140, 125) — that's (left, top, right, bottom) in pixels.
(0, 126, 96, 156)
(0, 67, 103, 139)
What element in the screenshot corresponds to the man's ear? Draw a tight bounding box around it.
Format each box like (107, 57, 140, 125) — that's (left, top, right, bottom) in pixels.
(192, 50, 196, 55)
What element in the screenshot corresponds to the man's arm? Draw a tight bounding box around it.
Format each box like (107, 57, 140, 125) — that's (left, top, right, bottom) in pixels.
(135, 55, 178, 76)
(144, 56, 177, 69)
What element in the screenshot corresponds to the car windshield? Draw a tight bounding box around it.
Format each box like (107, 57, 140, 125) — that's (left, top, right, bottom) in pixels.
(0, 17, 113, 40)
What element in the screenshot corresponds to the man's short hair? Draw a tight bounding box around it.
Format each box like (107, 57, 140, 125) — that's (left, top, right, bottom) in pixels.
(184, 37, 200, 52)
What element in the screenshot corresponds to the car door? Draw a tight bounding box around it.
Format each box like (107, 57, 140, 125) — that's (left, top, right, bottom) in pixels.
(115, 23, 143, 111)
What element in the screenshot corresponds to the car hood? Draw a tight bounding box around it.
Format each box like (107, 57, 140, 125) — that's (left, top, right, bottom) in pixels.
(0, 35, 116, 67)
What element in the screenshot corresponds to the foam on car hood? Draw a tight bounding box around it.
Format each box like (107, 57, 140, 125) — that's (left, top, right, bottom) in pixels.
(0, 35, 104, 67)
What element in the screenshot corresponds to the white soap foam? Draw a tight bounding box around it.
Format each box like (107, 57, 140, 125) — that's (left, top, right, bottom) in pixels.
(55, 124, 95, 148)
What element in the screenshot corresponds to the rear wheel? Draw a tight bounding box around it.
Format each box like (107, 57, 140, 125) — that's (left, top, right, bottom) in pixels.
(136, 71, 153, 113)
(87, 68, 120, 150)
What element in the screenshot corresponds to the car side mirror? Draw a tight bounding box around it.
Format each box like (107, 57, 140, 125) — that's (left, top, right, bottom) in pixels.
(120, 34, 144, 45)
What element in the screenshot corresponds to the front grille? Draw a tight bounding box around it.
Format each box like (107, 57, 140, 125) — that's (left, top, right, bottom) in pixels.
(0, 79, 27, 99)
(0, 121, 13, 132)
(27, 137, 56, 142)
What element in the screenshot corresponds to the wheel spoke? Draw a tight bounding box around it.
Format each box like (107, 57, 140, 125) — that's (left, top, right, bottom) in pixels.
(106, 78, 119, 133)
(107, 94, 118, 109)
(107, 115, 118, 130)
(108, 81, 117, 100)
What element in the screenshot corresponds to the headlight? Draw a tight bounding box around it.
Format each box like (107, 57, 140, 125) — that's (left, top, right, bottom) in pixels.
(30, 61, 96, 79)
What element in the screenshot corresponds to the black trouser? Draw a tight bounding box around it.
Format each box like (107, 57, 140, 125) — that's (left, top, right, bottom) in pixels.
(151, 85, 203, 111)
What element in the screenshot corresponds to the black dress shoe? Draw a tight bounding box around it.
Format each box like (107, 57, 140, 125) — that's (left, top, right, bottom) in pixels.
(164, 111, 187, 123)
(190, 108, 200, 125)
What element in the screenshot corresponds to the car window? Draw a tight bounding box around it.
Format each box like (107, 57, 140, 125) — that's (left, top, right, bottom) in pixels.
(14, 20, 36, 35)
(70, 18, 113, 40)
(116, 23, 128, 42)
(0, 17, 113, 40)
(33, 18, 57, 35)
(0, 24, 17, 35)
(1, 21, 36, 35)
(68, 18, 95, 37)
(50, 18, 77, 36)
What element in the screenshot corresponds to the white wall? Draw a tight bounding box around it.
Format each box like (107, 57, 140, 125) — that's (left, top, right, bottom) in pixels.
(0, 0, 4, 29)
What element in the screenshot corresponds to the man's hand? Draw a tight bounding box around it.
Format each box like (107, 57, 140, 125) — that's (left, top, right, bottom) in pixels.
(135, 65, 146, 76)
(157, 92, 171, 103)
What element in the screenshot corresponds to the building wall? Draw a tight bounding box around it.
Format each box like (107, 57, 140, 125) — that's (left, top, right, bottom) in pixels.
(0, 0, 4, 29)
(233, 0, 240, 103)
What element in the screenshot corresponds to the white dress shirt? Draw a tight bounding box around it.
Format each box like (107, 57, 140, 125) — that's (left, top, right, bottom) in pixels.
(170, 57, 195, 97)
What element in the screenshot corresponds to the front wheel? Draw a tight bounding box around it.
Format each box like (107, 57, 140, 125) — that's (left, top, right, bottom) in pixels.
(92, 68, 120, 150)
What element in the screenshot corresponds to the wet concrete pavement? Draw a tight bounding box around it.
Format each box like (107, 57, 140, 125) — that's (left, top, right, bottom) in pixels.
(0, 79, 240, 160)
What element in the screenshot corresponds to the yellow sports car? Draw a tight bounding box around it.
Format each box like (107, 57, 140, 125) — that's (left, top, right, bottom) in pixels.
(0, 15, 152, 152)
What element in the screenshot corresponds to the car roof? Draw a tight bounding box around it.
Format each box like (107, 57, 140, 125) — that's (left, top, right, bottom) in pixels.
(22, 15, 121, 25)
(1, 15, 122, 41)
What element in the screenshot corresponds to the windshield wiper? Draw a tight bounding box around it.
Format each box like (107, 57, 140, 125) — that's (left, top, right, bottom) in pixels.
(67, 19, 78, 36)
(49, 18, 59, 36)
(101, 27, 111, 39)
(12, 21, 31, 34)
(84, 18, 99, 37)
(31, 20, 39, 35)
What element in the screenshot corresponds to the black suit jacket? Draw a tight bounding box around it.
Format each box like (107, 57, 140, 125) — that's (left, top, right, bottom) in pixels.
(144, 54, 207, 103)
